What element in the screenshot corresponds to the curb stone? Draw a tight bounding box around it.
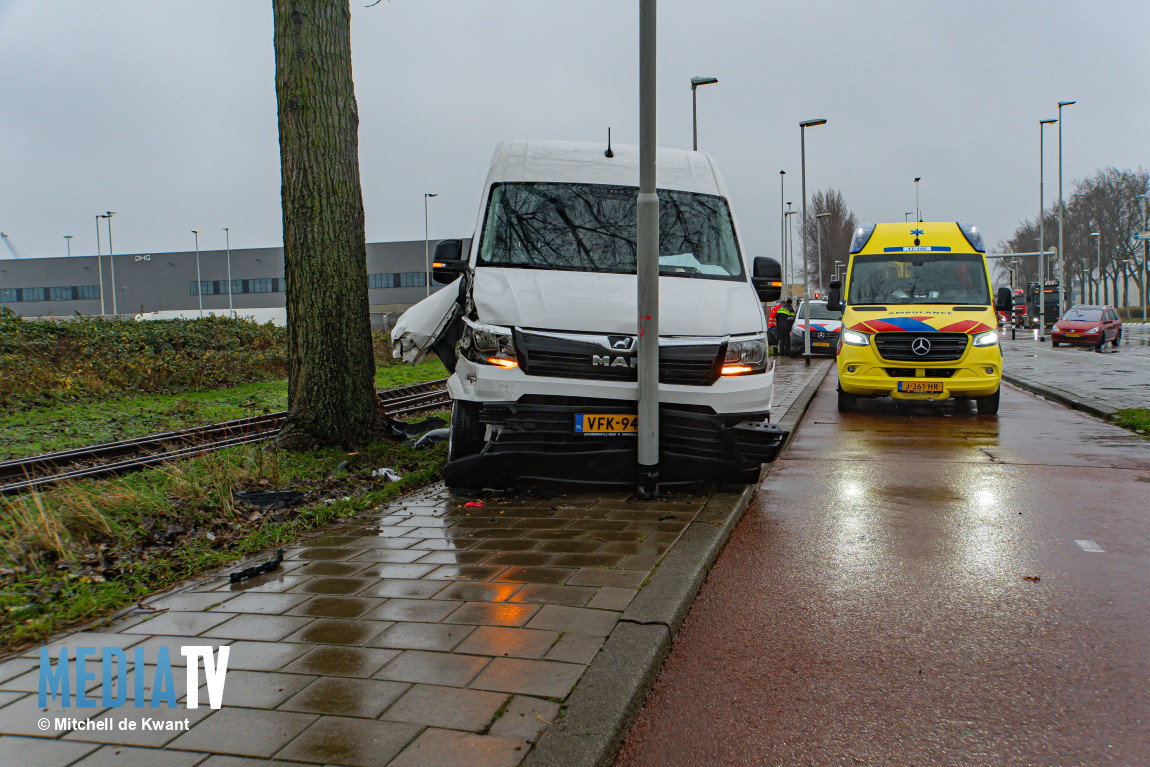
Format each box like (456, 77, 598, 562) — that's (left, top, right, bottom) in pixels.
(1002, 372, 1116, 421)
(524, 360, 831, 767)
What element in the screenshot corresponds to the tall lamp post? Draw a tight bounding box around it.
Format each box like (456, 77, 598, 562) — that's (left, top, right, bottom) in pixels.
(1038, 118, 1056, 340)
(834, 259, 843, 283)
(192, 230, 203, 318)
(690, 76, 718, 151)
(95, 215, 106, 315)
(222, 228, 233, 316)
(424, 193, 438, 297)
(1057, 100, 1076, 313)
(1090, 232, 1100, 305)
(1138, 194, 1149, 322)
(637, 0, 660, 497)
(904, 211, 914, 222)
(799, 118, 827, 366)
(785, 208, 799, 300)
(815, 212, 831, 292)
(64, 235, 73, 258)
(779, 171, 786, 297)
(914, 178, 922, 222)
(105, 211, 118, 316)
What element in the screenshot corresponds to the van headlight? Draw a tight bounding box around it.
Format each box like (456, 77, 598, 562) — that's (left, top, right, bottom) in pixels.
(459, 319, 518, 368)
(722, 335, 767, 375)
(972, 330, 999, 347)
(841, 328, 870, 346)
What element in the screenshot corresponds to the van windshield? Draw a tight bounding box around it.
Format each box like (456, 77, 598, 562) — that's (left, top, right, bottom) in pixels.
(476, 182, 744, 280)
(848, 253, 990, 305)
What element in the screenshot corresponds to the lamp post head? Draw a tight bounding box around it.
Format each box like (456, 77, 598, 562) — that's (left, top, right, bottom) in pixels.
(1040, 119, 1057, 125)
(425, 193, 437, 199)
(816, 212, 831, 219)
(690, 76, 718, 89)
(1090, 232, 1100, 237)
(799, 118, 827, 128)
(1058, 100, 1076, 108)
(106, 211, 115, 217)
(914, 177, 921, 183)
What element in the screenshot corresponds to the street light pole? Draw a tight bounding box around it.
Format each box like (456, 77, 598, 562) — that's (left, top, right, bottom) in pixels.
(690, 76, 717, 151)
(914, 178, 921, 221)
(815, 212, 831, 292)
(1057, 100, 1076, 313)
(637, 0, 659, 498)
(64, 235, 73, 258)
(1039, 118, 1056, 340)
(223, 227, 233, 316)
(799, 118, 826, 366)
(1138, 194, 1149, 322)
(192, 230, 203, 318)
(1090, 232, 1100, 305)
(95, 215, 105, 315)
(779, 171, 786, 298)
(904, 211, 914, 222)
(424, 193, 438, 297)
(834, 260, 843, 283)
(105, 211, 118, 316)
(785, 208, 799, 301)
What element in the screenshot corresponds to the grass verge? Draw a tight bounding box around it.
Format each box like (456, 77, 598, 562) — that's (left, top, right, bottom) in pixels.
(0, 359, 445, 461)
(1112, 407, 1150, 436)
(0, 426, 447, 652)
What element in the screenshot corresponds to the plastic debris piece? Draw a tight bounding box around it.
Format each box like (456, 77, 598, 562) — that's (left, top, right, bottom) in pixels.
(329, 460, 350, 477)
(228, 549, 284, 584)
(464, 500, 484, 507)
(372, 467, 402, 482)
(409, 428, 450, 448)
(233, 489, 305, 511)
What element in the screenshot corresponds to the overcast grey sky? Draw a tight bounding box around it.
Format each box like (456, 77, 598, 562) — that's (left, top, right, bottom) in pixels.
(2, 1, 1147, 264)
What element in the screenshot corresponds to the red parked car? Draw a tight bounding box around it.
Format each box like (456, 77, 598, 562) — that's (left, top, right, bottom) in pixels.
(1051, 305, 1123, 350)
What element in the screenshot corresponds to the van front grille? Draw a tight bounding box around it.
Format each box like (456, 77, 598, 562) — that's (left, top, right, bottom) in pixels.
(874, 333, 968, 362)
(515, 331, 724, 386)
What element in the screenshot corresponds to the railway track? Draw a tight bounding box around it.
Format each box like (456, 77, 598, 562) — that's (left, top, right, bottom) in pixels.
(0, 378, 451, 497)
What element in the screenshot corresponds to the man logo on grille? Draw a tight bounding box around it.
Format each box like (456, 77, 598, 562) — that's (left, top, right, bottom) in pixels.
(608, 336, 634, 350)
(911, 337, 931, 356)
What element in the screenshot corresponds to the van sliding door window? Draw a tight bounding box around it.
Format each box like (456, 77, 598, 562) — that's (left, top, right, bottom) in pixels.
(476, 182, 744, 281)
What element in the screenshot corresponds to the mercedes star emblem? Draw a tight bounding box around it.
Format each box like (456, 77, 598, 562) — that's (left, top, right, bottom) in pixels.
(911, 337, 931, 356)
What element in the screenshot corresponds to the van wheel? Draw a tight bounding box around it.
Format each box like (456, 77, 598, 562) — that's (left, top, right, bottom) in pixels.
(837, 389, 857, 413)
(976, 388, 1000, 415)
(448, 401, 484, 462)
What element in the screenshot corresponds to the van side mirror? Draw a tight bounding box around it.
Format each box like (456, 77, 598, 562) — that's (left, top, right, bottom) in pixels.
(826, 279, 842, 312)
(751, 257, 782, 303)
(432, 239, 467, 284)
(995, 286, 1012, 313)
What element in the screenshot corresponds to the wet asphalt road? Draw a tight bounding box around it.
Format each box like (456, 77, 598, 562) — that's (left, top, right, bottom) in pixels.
(616, 377, 1150, 766)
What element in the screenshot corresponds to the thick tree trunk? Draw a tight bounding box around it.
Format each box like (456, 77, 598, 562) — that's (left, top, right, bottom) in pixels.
(273, 0, 380, 448)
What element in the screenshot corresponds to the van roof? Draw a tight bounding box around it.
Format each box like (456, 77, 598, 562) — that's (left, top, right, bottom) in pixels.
(486, 139, 727, 196)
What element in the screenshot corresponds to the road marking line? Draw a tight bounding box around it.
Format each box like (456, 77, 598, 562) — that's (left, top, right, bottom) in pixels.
(1075, 539, 1105, 553)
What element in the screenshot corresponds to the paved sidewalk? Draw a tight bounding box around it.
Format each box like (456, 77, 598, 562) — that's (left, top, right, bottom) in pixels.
(1002, 328, 1150, 416)
(0, 360, 828, 767)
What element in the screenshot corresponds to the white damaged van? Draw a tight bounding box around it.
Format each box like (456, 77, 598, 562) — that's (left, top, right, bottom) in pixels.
(392, 139, 785, 488)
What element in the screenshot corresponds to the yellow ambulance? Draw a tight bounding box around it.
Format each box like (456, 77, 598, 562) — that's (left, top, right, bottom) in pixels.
(826, 221, 1013, 415)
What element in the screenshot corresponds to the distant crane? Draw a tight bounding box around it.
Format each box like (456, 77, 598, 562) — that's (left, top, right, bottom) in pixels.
(1, 232, 26, 259)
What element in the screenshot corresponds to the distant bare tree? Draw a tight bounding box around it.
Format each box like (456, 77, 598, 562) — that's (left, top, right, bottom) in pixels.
(800, 189, 858, 289)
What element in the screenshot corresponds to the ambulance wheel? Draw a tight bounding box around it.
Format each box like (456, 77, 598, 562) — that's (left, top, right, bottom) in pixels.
(837, 389, 857, 413)
(448, 401, 484, 462)
(976, 388, 1000, 415)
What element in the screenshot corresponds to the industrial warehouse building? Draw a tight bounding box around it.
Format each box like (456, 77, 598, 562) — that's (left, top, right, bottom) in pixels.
(0, 238, 466, 323)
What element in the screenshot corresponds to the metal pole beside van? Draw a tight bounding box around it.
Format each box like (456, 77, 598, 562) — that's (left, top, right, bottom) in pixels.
(636, 0, 659, 498)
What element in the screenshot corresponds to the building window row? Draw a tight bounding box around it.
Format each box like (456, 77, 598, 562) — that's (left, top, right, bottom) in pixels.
(190, 278, 284, 296)
(0, 285, 101, 303)
(368, 271, 427, 289)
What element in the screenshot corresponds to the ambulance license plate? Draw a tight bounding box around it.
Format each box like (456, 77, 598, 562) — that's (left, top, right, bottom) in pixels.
(898, 381, 944, 393)
(575, 414, 638, 435)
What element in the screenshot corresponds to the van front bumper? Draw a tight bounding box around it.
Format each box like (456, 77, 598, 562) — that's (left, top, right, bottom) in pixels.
(836, 341, 1002, 399)
(441, 395, 787, 489)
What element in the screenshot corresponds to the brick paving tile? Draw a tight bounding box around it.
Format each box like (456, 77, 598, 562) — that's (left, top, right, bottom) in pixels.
(467, 538, 539, 551)
(362, 598, 462, 623)
(601, 541, 669, 556)
(494, 566, 576, 585)
(525, 604, 620, 636)
(202, 614, 312, 641)
(507, 583, 596, 607)
(358, 578, 445, 599)
(424, 564, 508, 581)
(587, 586, 638, 611)
(297, 560, 370, 576)
(71, 744, 204, 767)
(278, 676, 408, 718)
(63, 705, 214, 747)
(294, 577, 375, 595)
(620, 554, 662, 571)
(295, 546, 357, 561)
(194, 756, 286, 767)
(217, 641, 308, 672)
(432, 582, 523, 603)
(535, 539, 602, 554)
(482, 551, 556, 567)
(355, 563, 436, 580)
(287, 596, 382, 619)
(0, 694, 106, 736)
(374, 650, 489, 687)
(470, 657, 585, 698)
(168, 707, 318, 758)
(0, 690, 27, 707)
(142, 591, 238, 612)
(116, 636, 231, 668)
(381, 683, 509, 731)
(281, 618, 392, 646)
(543, 632, 604, 665)
(443, 601, 540, 627)
(412, 550, 492, 565)
(219, 592, 311, 615)
(565, 567, 647, 589)
(273, 715, 421, 767)
(121, 611, 234, 636)
(339, 549, 424, 564)
(388, 728, 528, 767)
(454, 626, 560, 660)
(0, 656, 38, 684)
(204, 574, 312, 594)
(282, 646, 399, 678)
(205, 670, 313, 708)
(550, 552, 625, 568)
(369, 622, 474, 652)
(0, 737, 98, 766)
(489, 695, 561, 742)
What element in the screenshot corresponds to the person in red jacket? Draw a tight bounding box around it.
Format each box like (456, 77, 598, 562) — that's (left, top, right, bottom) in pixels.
(768, 301, 782, 352)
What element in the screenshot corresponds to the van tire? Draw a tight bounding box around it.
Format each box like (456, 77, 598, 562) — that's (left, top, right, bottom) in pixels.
(976, 388, 1000, 415)
(837, 389, 857, 412)
(448, 401, 485, 462)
